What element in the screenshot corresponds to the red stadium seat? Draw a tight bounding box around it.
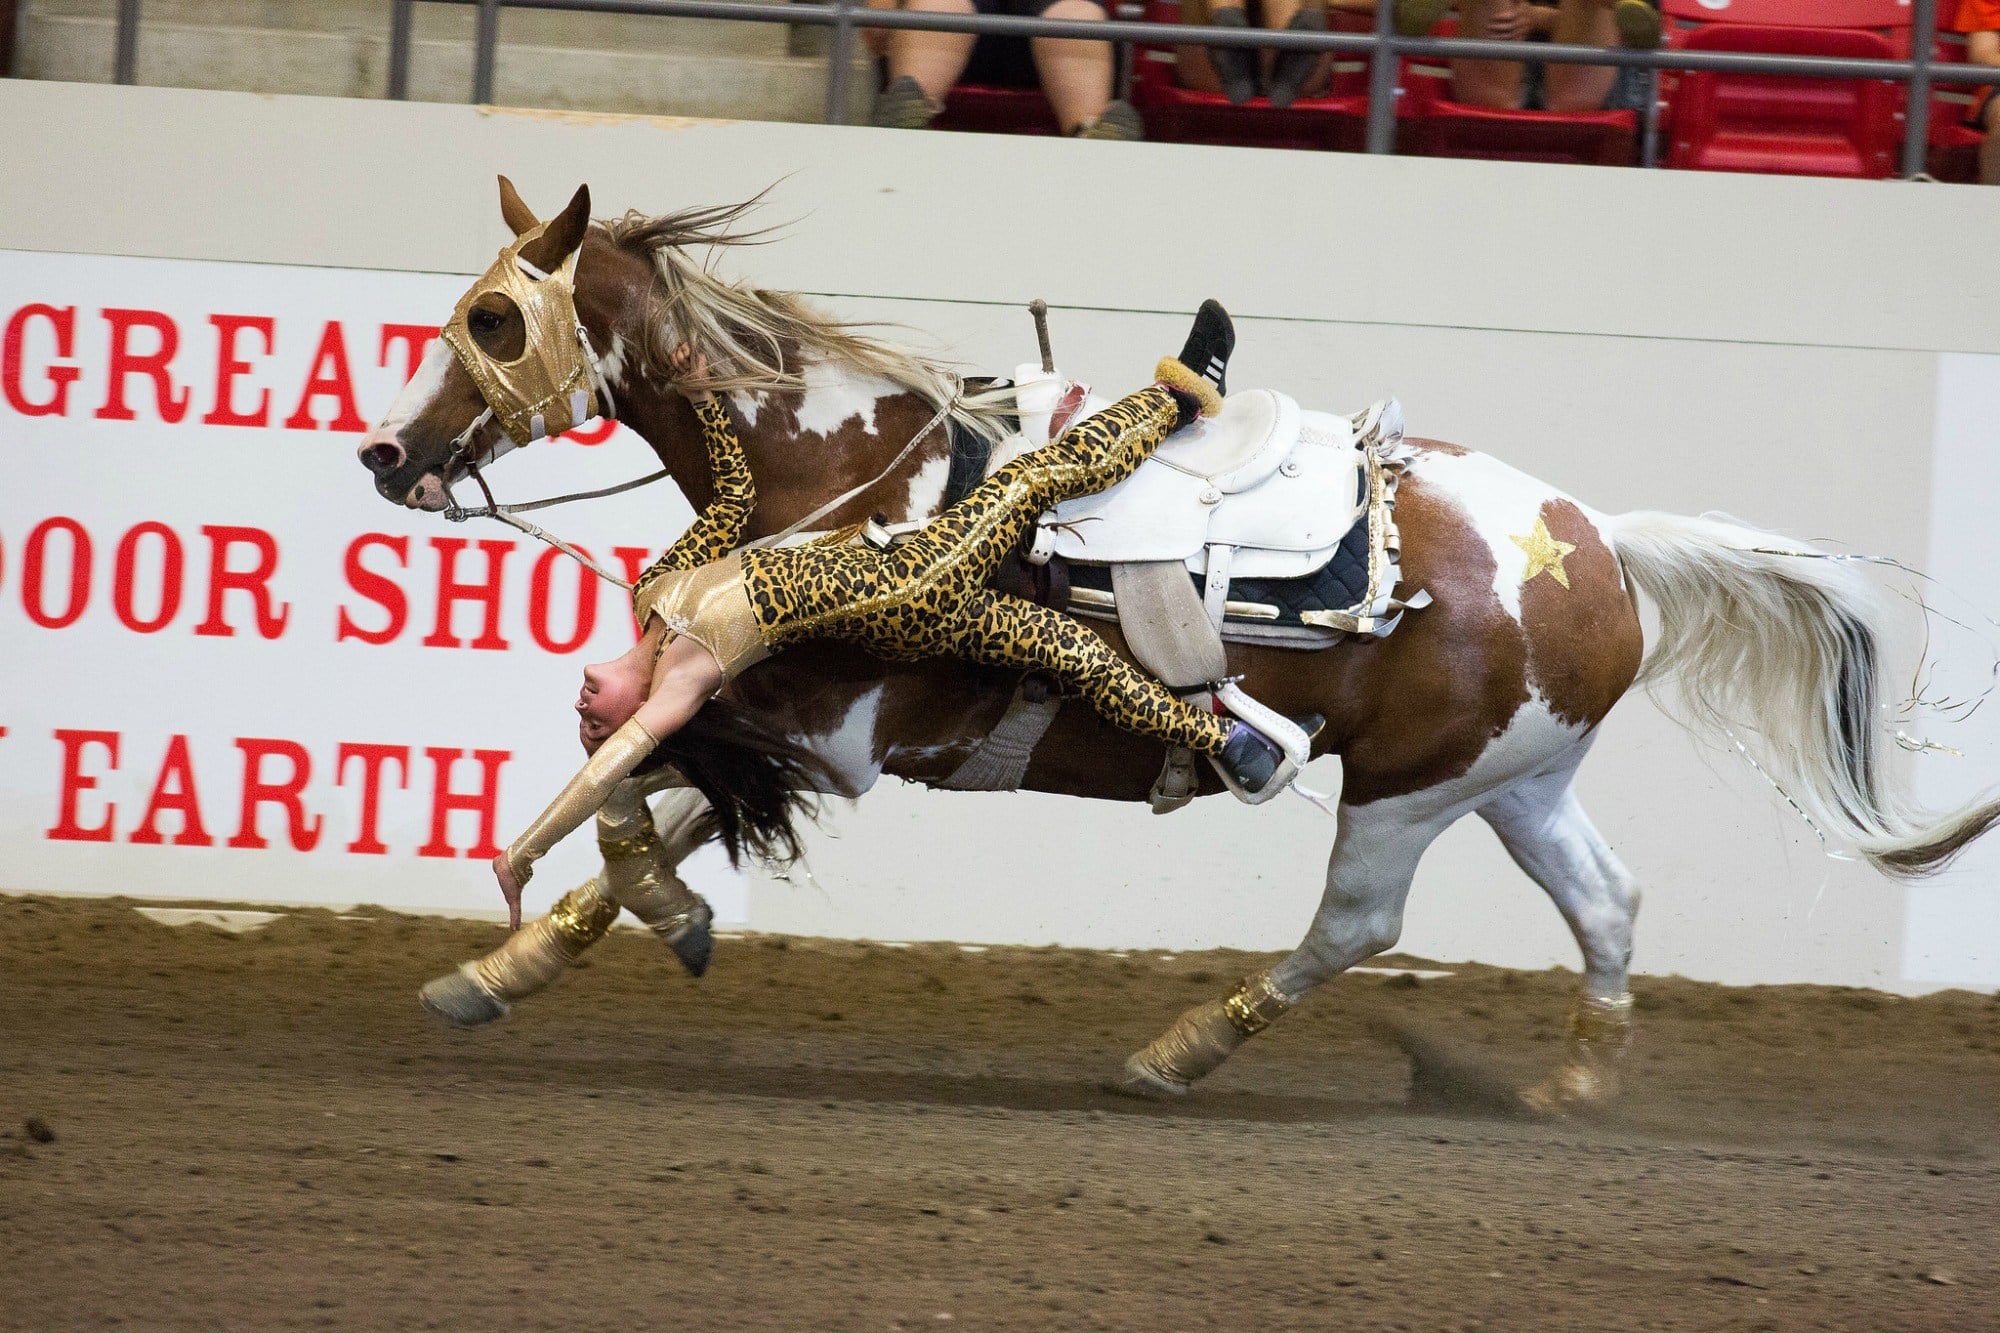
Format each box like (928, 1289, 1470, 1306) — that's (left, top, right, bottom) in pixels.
(1128, 0, 1373, 152)
(1662, 23, 1903, 177)
(1397, 19, 1639, 167)
(933, 84, 1066, 136)
(1659, 0, 1912, 33)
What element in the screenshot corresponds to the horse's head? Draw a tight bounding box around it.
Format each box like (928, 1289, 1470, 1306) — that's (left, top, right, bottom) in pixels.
(358, 177, 632, 510)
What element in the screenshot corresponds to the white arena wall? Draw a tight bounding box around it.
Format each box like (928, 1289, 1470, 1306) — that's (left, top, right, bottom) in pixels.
(2, 78, 1997, 992)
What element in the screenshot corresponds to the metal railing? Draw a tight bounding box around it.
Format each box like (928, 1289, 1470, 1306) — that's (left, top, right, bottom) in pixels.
(108, 0, 2000, 178)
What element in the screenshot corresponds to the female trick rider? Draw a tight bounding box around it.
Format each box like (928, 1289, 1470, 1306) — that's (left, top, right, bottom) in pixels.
(490, 304, 1317, 929)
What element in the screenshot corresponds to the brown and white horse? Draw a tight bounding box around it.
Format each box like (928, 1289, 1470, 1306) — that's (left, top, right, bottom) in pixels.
(359, 183, 2000, 1108)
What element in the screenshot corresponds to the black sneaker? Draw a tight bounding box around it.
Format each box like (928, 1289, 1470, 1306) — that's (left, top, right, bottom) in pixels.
(870, 74, 941, 129)
(1217, 713, 1323, 795)
(1177, 298, 1235, 400)
(1206, 7, 1261, 105)
(1267, 7, 1326, 109)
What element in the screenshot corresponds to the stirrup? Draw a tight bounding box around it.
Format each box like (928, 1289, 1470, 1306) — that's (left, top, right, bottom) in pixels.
(1209, 681, 1313, 805)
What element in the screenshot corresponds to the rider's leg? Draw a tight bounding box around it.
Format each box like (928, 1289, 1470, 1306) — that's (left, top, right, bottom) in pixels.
(950, 589, 1235, 755)
(597, 784, 717, 977)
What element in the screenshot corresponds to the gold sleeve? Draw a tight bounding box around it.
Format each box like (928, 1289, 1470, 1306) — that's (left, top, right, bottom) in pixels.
(633, 397, 757, 607)
(502, 717, 659, 887)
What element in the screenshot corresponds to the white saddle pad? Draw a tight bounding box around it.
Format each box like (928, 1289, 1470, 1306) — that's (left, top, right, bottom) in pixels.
(1013, 366, 1373, 580)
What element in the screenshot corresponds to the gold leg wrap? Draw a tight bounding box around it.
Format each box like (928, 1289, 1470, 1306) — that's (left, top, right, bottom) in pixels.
(1520, 991, 1634, 1115)
(468, 879, 621, 1002)
(598, 819, 706, 945)
(1121, 971, 1297, 1097)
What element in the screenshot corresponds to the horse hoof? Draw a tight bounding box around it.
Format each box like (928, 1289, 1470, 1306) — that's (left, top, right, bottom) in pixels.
(668, 918, 714, 978)
(1113, 1054, 1189, 1100)
(418, 966, 509, 1027)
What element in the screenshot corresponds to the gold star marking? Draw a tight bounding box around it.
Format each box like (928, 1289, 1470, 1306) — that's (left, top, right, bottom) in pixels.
(1511, 517, 1576, 590)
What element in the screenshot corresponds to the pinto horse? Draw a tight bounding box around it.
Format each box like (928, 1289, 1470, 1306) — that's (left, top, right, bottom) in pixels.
(359, 181, 1999, 1109)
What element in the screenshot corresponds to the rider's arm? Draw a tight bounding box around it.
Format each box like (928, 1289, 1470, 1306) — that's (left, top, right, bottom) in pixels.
(497, 715, 657, 907)
(635, 396, 757, 588)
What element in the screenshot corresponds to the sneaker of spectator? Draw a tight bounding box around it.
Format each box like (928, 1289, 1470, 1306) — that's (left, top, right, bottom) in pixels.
(1175, 0, 1372, 107)
(1956, 0, 2000, 185)
(866, 0, 1142, 138)
(1393, 0, 1657, 112)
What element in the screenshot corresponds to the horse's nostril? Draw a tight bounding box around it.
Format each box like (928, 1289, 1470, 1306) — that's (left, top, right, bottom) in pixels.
(360, 441, 406, 474)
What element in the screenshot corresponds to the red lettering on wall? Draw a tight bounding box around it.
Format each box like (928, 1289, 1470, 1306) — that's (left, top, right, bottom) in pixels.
(22, 517, 92, 629)
(48, 728, 120, 842)
(129, 734, 215, 847)
(557, 419, 618, 446)
(527, 545, 597, 653)
(2, 304, 82, 417)
(194, 525, 289, 639)
(201, 314, 276, 428)
(335, 533, 410, 645)
(112, 521, 185, 634)
(227, 737, 324, 851)
(336, 742, 409, 855)
(379, 323, 440, 387)
(418, 747, 508, 859)
(422, 538, 512, 651)
(283, 321, 366, 432)
(96, 308, 191, 424)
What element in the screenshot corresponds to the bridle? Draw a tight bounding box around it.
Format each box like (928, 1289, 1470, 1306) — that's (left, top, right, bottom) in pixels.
(433, 275, 665, 588)
(433, 298, 962, 588)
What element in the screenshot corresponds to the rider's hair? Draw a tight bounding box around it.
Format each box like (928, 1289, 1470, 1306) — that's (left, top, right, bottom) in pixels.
(631, 696, 853, 867)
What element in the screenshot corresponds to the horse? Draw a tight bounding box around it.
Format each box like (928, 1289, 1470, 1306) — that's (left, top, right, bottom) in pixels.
(357, 179, 2000, 1110)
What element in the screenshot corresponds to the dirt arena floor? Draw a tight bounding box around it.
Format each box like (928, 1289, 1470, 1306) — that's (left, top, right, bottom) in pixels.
(1, 894, 1994, 1331)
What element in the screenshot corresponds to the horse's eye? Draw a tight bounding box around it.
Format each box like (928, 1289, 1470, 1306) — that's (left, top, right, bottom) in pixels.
(469, 309, 503, 334)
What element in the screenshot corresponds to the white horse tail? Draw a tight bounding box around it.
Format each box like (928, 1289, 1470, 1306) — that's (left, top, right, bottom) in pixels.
(1606, 510, 2000, 879)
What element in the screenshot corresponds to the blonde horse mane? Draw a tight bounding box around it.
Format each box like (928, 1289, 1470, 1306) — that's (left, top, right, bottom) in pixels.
(601, 198, 1016, 443)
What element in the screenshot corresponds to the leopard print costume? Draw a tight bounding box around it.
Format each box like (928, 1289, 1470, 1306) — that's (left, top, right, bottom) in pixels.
(633, 396, 753, 588)
(742, 384, 1234, 756)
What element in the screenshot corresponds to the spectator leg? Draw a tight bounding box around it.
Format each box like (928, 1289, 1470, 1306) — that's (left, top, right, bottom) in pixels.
(1448, 0, 1529, 110)
(1972, 35, 2000, 187)
(1172, 0, 1227, 94)
(1266, 0, 1332, 108)
(1031, 0, 1117, 131)
(887, 0, 979, 103)
(1542, 0, 1618, 112)
(1982, 101, 2000, 187)
(863, 0, 898, 59)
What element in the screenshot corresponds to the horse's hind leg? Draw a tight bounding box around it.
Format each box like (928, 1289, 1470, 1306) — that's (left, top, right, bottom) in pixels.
(418, 788, 716, 1026)
(1122, 794, 1459, 1096)
(1477, 753, 1641, 1112)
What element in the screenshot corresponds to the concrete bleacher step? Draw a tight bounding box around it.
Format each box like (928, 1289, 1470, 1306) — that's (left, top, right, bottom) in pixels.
(16, 0, 873, 123)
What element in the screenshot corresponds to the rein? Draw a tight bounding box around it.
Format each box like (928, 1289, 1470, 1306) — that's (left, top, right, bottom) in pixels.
(439, 382, 962, 589)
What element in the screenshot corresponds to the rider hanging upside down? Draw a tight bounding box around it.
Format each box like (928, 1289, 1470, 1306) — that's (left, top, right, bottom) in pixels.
(490, 304, 1314, 928)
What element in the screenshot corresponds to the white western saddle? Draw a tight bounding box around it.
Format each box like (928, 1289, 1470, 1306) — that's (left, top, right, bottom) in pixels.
(938, 366, 1430, 809)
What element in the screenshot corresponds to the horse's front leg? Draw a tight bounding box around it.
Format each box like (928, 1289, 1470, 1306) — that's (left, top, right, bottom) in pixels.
(418, 787, 716, 1026)
(1120, 796, 1454, 1096)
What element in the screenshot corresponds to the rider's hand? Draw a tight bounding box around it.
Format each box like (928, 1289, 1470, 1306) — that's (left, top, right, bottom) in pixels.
(667, 344, 712, 403)
(492, 852, 525, 931)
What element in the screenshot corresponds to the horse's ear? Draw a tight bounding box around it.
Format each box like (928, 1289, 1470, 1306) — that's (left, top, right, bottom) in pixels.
(519, 184, 591, 273)
(497, 175, 540, 237)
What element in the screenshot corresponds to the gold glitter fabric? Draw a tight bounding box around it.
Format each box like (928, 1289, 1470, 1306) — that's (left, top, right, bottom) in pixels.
(502, 716, 659, 886)
(441, 224, 600, 444)
(632, 554, 770, 683)
(1220, 970, 1297, 1036)
(740, 385, 1235, 756)
(596, 814, 704, 940)
(1521, 992, 1636, 1114)
(1126, 998, 1248, 1090)
(470, 880, 618, 999)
